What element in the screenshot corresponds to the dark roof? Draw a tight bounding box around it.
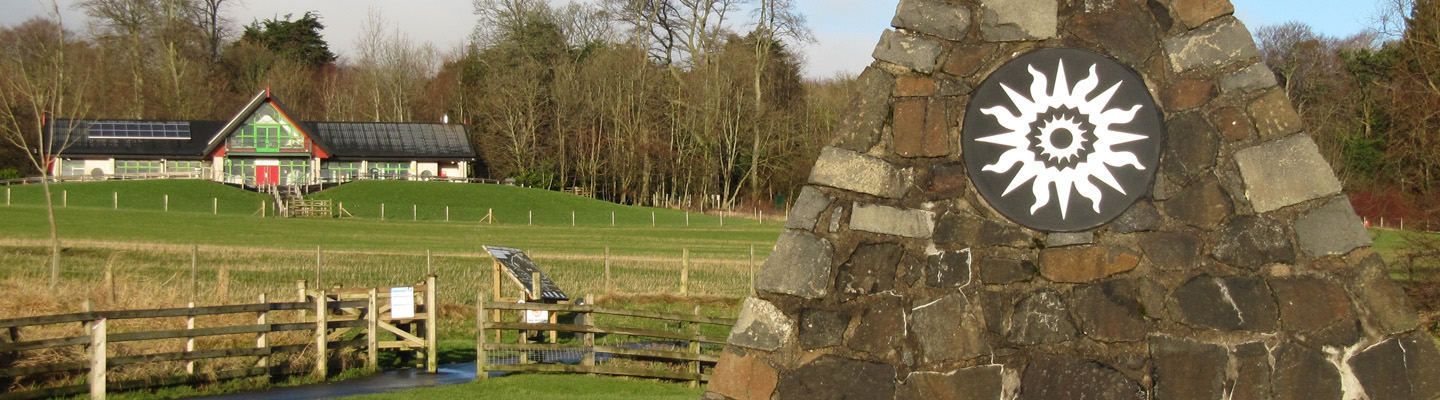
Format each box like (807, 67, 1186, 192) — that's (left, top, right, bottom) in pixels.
(49, 119, 225, 159)
(307, 122, 476, 160)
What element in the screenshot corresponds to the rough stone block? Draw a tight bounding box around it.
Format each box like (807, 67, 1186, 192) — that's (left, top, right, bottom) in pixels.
(894, 75, 936, 97)
(1212, 215, 1295, 269)
(1068, 0, 1158, 65)
(873, 29, 943, 73)
(1162, 112, 1219, 184)
(836, 242, 904, 302)
(1220, 63, 1278, 93)
(1072, 280, 1147, 342)
(891, 0, 972, 41)
(755, 231, 834, 298)
(1008, 290, 1078, 345)
(1162, 79, 1216, 111)
(799, 309, 848, 350)
(709, 350, 779, 400)
(1171, 0, 1235, 29)
(728, 297, 794, 351)
(1272, 343, 1342, 400)
(1295, 196, 1372, 257)
(809, 147, 910, 199)
(925, 248, 971, 287)
(1235, 134, 1343, 213)
(775, 355, 896, 399)
(1038, 245, 1141, 283)
(1232, 342, 1272, 400)
(1173, 274, 1278, 332)
(1150, 336, 1228, 400)
(848, 295, 907, 357)
(1163, 179, 1233, 229)
(1139, 232, 1203, 271)
(1111, 201, 1160, 233)
(1019, 354, 1145, 400)
(833, 68, 896, 152)
(1249, 90, 1304, 139)
(897, 366, 1003, 400)
(1348, 253, 1420, 335)
(851, 202, 936, 238)
(979, 258, 1035, 284)
(1209, 106, 1253, 142)
(923, 162, 968, 200)
(1163, 17, 1260, 73)
(980, 0, 1058, 41)
(944, 44, 990, 76)
(784, 186, 831, 231)
(1270, 276, 1358, 346)
(893, 99, 951, 158)
(934, 211, 1032, 247)
(1045, 232, 1094, 247)
(911, 294, 989, 363)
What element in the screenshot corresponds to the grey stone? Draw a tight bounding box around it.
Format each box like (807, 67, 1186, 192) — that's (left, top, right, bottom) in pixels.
(980, 290, 1012, 336)
(1272, 343, 1342, 400)
(1269, 276, 1359, 347)
(1349, 334, 1440, 400)
(1150, 336, 1227, 400)
(1232, 342, 1272, 400)
(809, 147, 911, 199)
(1220, 63, 1279, 93)
(1008, 290, 1078, 345)
(799, 309, 848, 350)
(851, 202, 936, 238)
(891, 0, 971, 41)
(979, 258, 1035, 284)
(775, 355, 896, 400)
(925, 248, 971, 288)
(911, 294, 989, 363)
(1162, 113, 1218, 184)
(1172, 274, 1279, 332)
(934, 211, 1032, 247)
(1235, 134, 1344, 213)
(1163, 17, 1261, 73)
(1163, 178, 1233, 229)
(897, 366, 1003, 400)
(1072, 280, 1147, 342)
(848, 295, 907, 357)
(829, 207, 844, 232)
(755, 231, 834, 298)
(1139, 232, 1202, 271)
(980, 0, 1058, 41)
(1069, 0, 1158, 65)
(1347, 253, 1420, 334)
(872, 30, 943, 73)
(727, 297, 794, 351)
(833, 68, 895, 152)
(1400, 332, 1440, 398)
(1019, 354, 1145, 400)
(1046, 232, 1094, 247)
(784, 186, 831, 231)
(1212, 215, 1295, 270)
(1111, 201, 1160, 233)
(836, 242, 904, 302)
(1295, 196, 1372, 257)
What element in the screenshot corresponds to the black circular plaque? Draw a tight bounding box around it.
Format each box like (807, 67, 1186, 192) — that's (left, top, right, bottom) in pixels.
(962, 48, 1164, 232)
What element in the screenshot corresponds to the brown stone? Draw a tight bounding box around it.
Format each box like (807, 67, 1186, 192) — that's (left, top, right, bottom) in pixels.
(1209, 106, 1253, 142)
(1171, 0, 1235, 29)
(923, 162, 967, 199)
(1163, 178, 1233, 229)
(1162, 78, 1216, 111)
(893, 99, 951, 158)
(1039, 245, 1142, 283)
(834, 67, 895, 152)
(1270, 276, 1359, 346)
(944, 45, 991, 77)
(1069, 0, 1159, 66)
(709, 350, 780, 400)
(1249, 90, 1304, 139)
(848, 295, 907, 357)
(895, 75, 936, 97)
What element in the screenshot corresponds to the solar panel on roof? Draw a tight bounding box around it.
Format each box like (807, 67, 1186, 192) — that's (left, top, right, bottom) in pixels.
(86, 120, 191, 140)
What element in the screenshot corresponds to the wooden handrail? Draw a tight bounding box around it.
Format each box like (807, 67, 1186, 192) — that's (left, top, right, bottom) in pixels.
(482, 302, 737, 325)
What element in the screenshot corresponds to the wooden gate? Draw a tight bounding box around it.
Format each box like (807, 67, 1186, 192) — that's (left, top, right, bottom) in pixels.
(298, 275, 438, 373)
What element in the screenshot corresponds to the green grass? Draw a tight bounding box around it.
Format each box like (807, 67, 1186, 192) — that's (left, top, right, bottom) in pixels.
(338, 374, 704, 400)
(2, 179, 273, 214)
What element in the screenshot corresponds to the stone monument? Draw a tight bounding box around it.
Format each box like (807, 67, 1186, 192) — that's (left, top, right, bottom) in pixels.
(703, 0, 1440, 399)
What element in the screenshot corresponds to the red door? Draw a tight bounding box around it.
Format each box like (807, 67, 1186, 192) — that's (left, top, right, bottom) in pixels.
(256, 165, 279, 185)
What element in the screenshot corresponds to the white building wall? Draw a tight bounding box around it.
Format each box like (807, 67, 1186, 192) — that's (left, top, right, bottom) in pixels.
(417, 162, 439, 179)
(85, 159, 114, 176)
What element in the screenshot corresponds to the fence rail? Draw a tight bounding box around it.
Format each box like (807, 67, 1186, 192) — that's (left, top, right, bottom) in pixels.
(477, 296, 734, 386)
(0, 277, 438, 400)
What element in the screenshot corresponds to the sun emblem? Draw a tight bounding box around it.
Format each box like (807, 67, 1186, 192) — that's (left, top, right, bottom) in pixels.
(962, 48, 1164, 232)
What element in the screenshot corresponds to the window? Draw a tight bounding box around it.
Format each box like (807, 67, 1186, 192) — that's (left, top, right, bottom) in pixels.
(226, 104, 306, 152)
(322, 161, 361, 182)
(115, 160, 161, 175)
(279, 159, 309, 185)
(166, 160, 204, 172)
(368, 161, 410, 179)
(60, 159, 85, 177)
(223, 159, 255, 185)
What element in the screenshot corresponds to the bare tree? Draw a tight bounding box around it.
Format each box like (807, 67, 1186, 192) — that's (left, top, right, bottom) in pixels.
(0, 6, 92, 289)
(77, 0, 156, 119)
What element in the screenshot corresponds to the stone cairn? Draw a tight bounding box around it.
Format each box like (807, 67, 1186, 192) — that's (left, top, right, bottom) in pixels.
(704, 0, 1440, 399)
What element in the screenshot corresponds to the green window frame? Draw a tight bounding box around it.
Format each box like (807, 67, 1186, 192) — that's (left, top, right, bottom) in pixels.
(368, 161, 410, 179)
(279, 159, 310, 185)
(115, 160, 161, 175)
(166, 160, 204, 173)
(60, 160, 85, 176)
(322, 161, 361, 182)
(223, 159, 255, 185)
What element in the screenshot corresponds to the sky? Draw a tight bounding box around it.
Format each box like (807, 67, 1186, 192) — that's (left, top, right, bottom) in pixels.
(1, 0, 1387, 80)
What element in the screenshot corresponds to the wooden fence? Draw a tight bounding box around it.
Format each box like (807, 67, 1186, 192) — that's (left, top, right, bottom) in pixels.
(477, 295, 735, 386)
(0, 277, 437, 400)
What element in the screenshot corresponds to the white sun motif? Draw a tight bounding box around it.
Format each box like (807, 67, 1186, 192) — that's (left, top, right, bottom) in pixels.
(975, 59, 1149, 219)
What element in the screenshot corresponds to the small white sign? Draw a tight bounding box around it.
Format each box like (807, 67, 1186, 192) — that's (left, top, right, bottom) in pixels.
(390, 287, 415, 319)
(525, 309, 550, 324)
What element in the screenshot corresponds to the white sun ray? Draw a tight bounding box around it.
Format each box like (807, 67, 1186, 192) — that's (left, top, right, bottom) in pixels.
(974, 58, 1153, 219)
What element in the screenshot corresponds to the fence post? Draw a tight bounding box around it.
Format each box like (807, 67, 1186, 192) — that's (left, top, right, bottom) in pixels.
(63, 190, 67, 207)
(315, 246, 323, 289)
(112, 191, 117, 209)
(652, 211, 656, 227)
(191, 245, 198, 302)
(212, 198, 217, 215)
(425, 275, 438, 373)
(604, 246, 612, 294)
(719, 210, 724, 227)
(413, 204, 417, 221)
(257, 293, 270, 378)
(427, 249, 434, 276)
(681, 248, 690, 297)
(89, 317, 107, 400)
(689, 305, 700, 388)
(314, 289, 328, 379)
(477, 291, 488, 379)
(381, 203, 385, 220)
(5, 187, 9, 206)
(686, 212, 690, 227)
(164, 194, 169, 212)
(611, 211, 615, 226)
(185, 302, 196, 374)
(750, 245, 756, 296)
(297, 280, 308, 320)
(583, 294, 595, 369)
(367, 288, 378, 372)
(572, 211, 575, 226)
(529, 210, 533, 226)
